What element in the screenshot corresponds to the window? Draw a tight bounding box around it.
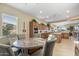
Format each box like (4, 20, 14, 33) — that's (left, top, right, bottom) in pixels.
(2, 14, 17, 36)
(54, 25, 67, 32)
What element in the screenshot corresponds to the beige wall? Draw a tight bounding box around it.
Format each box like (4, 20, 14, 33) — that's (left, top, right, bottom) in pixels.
(0, 4, 35, 38)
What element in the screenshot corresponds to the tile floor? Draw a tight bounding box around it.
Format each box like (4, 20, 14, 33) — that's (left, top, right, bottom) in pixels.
(53, 39, 75, 56)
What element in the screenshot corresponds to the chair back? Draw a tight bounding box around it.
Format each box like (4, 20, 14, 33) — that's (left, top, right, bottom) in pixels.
(0, 36, 10, 45)
(0, 44, 15, 56)
(43, 39, 56, 56)
(7, 34, 17, 45)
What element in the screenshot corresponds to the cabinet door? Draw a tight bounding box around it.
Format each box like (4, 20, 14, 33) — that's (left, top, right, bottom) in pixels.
(29, 22, 33, 37)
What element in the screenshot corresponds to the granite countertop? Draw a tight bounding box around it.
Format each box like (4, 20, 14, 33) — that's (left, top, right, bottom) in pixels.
(13, 38, 46, 49)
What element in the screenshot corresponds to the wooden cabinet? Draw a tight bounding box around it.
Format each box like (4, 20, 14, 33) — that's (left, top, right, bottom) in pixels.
(54, 32, 69, 43)
(41, 32, 51, 39)
(29, 21, 52, 38)
(55, 33, 62, 43)
(39, 24, 47, 30)
(29, 21, 39, 37)
(62, 32, 69, 39)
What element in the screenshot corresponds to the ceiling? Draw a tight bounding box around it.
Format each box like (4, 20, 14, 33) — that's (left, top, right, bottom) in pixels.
(52, 20, 79, 26)
(6, 3, 79, 23)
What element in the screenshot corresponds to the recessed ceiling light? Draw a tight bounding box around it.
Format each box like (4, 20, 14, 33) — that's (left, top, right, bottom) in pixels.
(40, 10, 43, 14)
(66, 10, 70, 13)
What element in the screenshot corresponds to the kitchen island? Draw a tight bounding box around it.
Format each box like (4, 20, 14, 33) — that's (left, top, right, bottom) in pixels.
(54, 31, 70, 43)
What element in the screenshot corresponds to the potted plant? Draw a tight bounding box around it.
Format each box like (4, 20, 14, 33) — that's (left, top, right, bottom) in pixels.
(47, 23, 50, 27)
(32, 19, 37, 23)
(40, 23, 45, 25)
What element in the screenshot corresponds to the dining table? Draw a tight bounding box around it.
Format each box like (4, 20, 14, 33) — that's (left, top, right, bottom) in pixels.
(12, 38, 46, 56)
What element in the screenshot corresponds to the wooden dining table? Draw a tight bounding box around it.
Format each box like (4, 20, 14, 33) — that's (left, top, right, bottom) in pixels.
(13, 38, 46, 56)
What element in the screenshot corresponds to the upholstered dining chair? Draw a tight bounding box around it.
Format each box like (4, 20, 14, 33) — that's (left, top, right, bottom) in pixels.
(7, 34, 21, 55)
(43, 39, 56, 56)
(31, 38, 56, 56)
(0, 34, 20, 56)
(0, 44, 15, 56)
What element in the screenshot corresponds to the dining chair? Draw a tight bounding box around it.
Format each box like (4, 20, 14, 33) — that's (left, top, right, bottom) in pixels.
(7, 34, 21, 55)
(43, 39, 56, 56)
(43, 34, 56, 56)
(14, 34, 29, 56)
(31, 34, 56, 56)
(0, 34, 20, 56)
(0, 44, 15, 56)
(7, 34, 17, 45)
(0, 36, 10, 45)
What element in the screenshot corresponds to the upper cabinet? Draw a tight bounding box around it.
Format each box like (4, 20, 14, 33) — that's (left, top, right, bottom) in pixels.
(29, 19, 52, 38)
(29, 19, 39, 37)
